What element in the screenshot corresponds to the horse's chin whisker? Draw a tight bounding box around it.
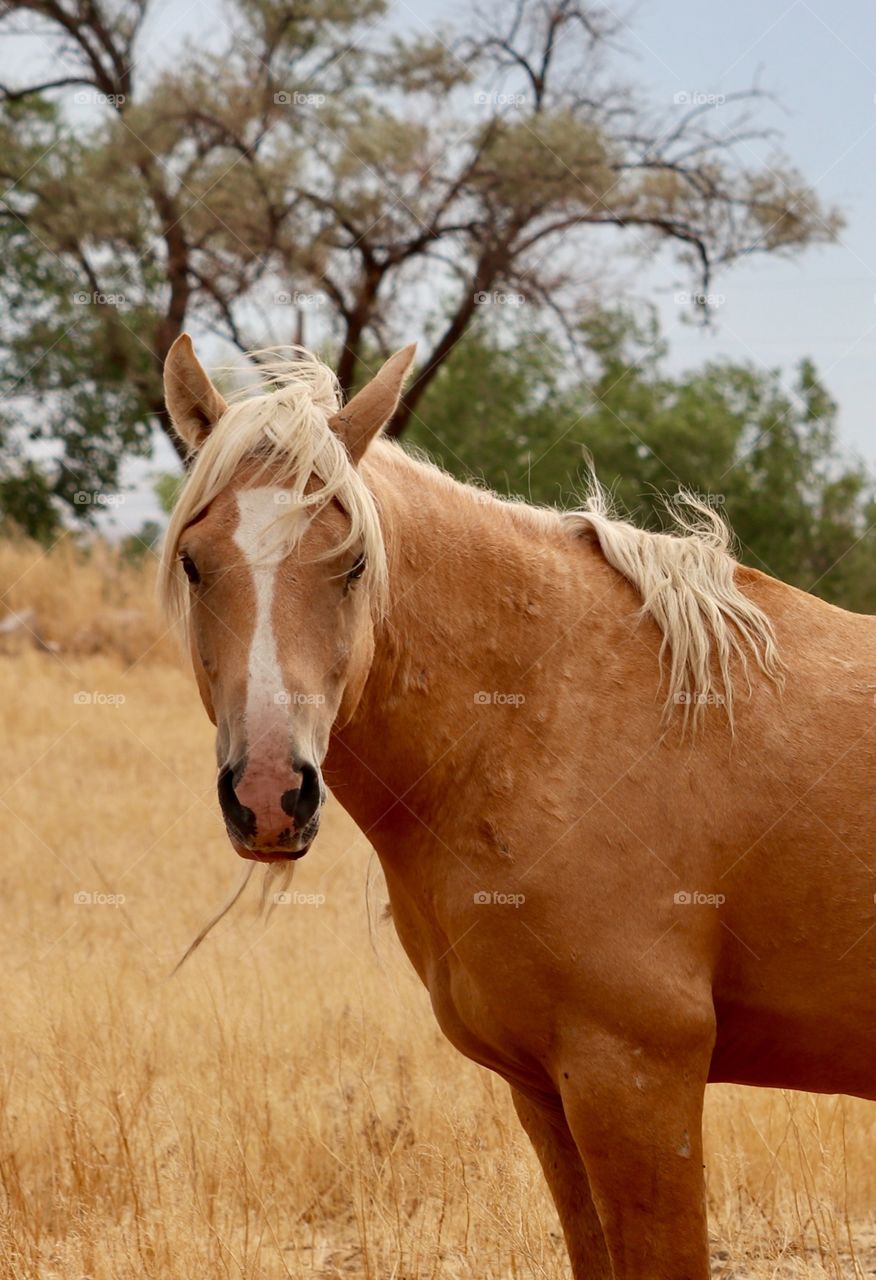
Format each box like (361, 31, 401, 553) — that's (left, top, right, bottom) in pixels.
(260, 860, 297, 922)
(169, 862, 257, 977)
(169, 853, 300, 977)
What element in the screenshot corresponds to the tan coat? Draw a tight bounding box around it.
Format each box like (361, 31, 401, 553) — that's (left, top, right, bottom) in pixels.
(163, 336, 876, 1280)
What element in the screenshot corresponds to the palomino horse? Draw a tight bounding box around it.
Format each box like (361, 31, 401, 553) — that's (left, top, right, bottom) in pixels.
(161, 335, 876, 1279)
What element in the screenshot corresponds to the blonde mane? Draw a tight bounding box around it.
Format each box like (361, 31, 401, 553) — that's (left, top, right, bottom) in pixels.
(159, 345, 781, 728)
(566, 484, 783, 728)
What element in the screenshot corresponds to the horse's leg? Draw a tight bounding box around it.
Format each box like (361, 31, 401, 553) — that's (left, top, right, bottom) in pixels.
(561, 1032, 713, 1280)
(511, 1086, 612, 1280)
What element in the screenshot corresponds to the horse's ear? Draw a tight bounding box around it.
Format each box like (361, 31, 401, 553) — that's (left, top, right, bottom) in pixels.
(329, 344, 417, 463)
(164, 333, 228, 450)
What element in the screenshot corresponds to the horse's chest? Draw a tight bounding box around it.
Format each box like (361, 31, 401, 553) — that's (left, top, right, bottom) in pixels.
(382, 884, 491, 1038)
(387, 891, 543, 1086)
(425, 957, 492, 1060)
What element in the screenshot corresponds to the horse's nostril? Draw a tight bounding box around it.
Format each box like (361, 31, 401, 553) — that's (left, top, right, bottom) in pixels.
(218, 764, 257, 840)
(282, 762, 321, 830)
(221, 759, 320, 847)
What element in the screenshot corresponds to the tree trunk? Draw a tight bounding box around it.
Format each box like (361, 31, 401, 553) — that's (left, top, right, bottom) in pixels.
(386, 255, 500, 438)
(336, 262, 384, 398)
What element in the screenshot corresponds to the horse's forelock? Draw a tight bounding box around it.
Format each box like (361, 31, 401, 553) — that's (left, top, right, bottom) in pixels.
(157, 347, 389, 641)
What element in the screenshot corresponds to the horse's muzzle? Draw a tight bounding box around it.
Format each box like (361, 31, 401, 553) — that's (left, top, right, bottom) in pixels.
(217, 760, 323, 860)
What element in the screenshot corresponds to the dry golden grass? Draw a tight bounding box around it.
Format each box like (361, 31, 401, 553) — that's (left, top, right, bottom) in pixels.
(0, 539, 873, 1278)
(0, 534, 174, 664)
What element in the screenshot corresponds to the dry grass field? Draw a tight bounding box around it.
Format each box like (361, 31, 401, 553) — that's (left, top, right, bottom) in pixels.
(0, 536, 874, 1279)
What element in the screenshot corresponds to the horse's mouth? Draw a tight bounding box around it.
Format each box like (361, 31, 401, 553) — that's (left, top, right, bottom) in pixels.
(228, 835, 312, 863)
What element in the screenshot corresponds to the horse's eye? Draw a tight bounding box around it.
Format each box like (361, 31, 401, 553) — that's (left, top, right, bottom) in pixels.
(347, 553, 366, 584)
(180, 553, 201, 585)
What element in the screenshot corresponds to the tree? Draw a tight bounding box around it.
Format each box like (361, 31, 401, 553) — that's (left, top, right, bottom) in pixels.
(0, 458, 61, 543)
(120, 518, 162, 561)
(412, 309, 876, 612)
(153, 471, 183, 517)
(0, 0, 841, 526)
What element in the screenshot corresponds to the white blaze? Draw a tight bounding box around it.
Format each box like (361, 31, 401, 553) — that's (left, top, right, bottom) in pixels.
(233, 488, 298, 740)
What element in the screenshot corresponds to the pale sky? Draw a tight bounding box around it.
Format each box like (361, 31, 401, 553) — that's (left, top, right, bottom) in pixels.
(3, 0, 874, 535)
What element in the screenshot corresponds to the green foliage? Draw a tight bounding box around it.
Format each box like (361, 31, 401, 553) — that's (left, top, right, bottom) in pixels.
(153, 471, 184, 516)
(0, 97, 163, 524)
(413, 311, 876, 612)
(408, 324, 573, 502)
(0, 0, 843, 506)
(120, 520, 163, 562)
(0, 0, 862, 605)
(0, 460, 62, 545)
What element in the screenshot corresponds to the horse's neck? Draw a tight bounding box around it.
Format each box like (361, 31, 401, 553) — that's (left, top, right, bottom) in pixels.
(324, 448, 588, 863)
